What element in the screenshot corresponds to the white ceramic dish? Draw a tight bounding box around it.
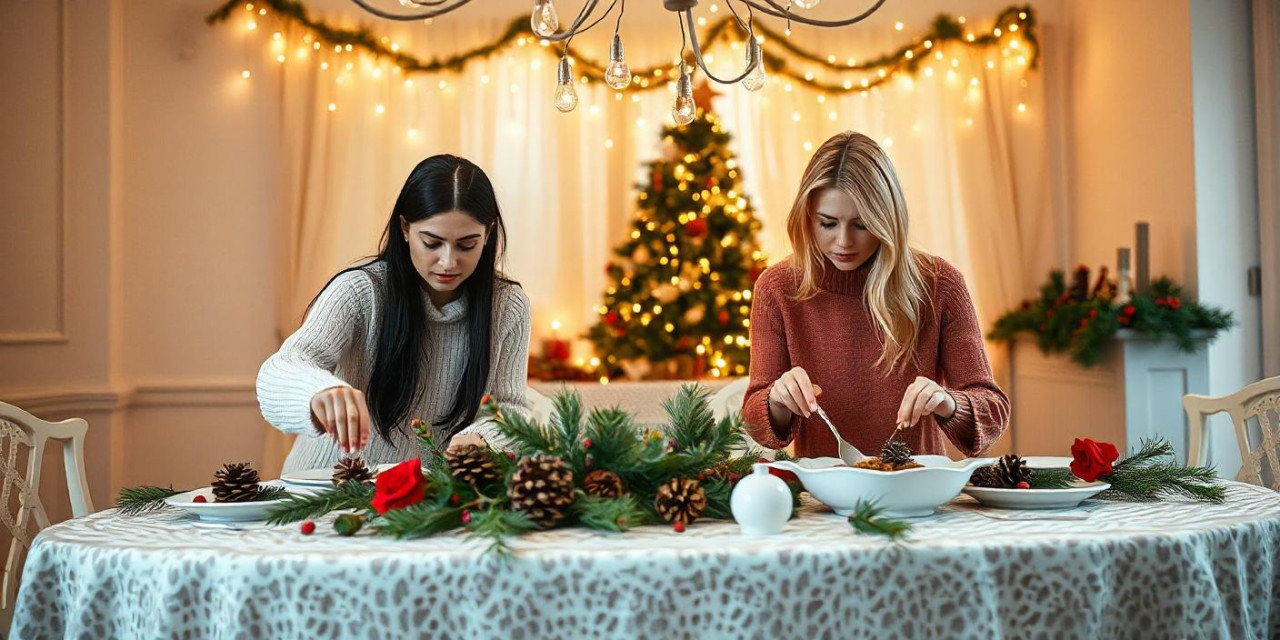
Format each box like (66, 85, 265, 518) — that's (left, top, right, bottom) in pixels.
(767, 455, 995, 518)
(163, 482, 293, 523)
(963, 481, 1109, 510)
(280, 463, 396, 487)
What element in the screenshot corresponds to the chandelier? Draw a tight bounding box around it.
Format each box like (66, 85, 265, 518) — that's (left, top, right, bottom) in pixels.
(350, 0, 887, 123)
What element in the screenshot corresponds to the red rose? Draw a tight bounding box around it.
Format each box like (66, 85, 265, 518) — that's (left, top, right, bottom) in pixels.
(685, 218, 708, 238)
(371, 459, 428, 515)
(1069, 438, 1120, 482)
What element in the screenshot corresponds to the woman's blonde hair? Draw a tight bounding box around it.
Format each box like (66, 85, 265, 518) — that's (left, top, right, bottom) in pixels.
(786, 131, 931, 372)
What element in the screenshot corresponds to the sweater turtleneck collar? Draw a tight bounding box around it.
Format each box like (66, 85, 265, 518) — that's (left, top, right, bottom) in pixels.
(817, 251, 876, 296)
(424, 291, 468, 324)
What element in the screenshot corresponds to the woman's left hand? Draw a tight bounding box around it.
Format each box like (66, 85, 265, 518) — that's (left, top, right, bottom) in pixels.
(896, 376, 957, 426)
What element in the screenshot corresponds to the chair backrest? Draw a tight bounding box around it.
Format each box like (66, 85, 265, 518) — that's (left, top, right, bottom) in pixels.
(1182, 376, 1280, 490)
(0, 401, 94, 611)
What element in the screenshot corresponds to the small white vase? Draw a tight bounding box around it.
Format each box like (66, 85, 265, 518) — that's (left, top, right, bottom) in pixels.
(730, 463, 793, 535)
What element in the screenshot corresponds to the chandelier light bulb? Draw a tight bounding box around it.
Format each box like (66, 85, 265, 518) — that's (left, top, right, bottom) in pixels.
(554, 58, 578, 112)
(672, 65, 696, 125)
(604, 34, 632, 90)
(531, 0, 559, 38)
(741, 39, 767, 91)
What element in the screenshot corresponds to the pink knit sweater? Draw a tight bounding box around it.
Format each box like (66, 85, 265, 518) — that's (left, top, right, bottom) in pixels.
(742, 254, 1009, 458)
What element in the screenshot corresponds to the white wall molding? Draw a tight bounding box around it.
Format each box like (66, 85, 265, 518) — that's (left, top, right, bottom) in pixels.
(2, 380, 258, 415)
(0, 0, 68, 345)
(130, 381, 257, 408)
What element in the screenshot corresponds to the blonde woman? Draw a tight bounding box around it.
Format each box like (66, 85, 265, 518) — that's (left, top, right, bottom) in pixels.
(742, 132, 1009, 458)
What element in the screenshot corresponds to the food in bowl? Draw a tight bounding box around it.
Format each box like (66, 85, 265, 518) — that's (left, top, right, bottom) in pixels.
(850, 438, 922, 471)
(852, 457, 923, 471)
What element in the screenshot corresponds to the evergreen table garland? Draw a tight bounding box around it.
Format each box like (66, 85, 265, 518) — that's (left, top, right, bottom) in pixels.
(263, 386, 801, 555)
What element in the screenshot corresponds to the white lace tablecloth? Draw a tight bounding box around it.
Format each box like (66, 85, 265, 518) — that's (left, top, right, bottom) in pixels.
(13, 483, 1280, 639)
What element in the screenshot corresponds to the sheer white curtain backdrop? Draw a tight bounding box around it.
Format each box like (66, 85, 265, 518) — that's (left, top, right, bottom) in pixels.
(242, 3, 1060, 470)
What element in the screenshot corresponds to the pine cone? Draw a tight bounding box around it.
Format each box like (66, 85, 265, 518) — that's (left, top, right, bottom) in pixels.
(507, 454, 575, 528)
(332, 457, 374, 486)
(969, 465, 1000, 488)
(583, 470, 625, 498)
(654, 477, 706, 525)
(880, 439, 914, 466)
(994, 454, 1031, 487)
(971, 455, 1031, 488)
(446, 444, 499, 486)
(212, 462, 261, 503)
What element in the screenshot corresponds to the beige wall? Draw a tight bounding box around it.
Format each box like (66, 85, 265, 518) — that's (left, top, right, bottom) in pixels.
(1061, 0, 1199, 289)
(0, 0, 1259, 531)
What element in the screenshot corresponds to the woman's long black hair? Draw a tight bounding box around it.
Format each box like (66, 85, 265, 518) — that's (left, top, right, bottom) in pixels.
(309, 154, 510, 441)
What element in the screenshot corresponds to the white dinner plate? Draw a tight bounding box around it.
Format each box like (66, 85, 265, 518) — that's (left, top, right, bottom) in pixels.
(280, 463, 396, 487)
(163, 481, 294, 523)
(1022, 456, 1074, 469)
(962, 481, 1110, 510)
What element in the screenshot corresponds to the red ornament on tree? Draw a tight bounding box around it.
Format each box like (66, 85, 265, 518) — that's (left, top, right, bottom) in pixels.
(604, 311, 620, 327)
(685, 218, 708, 238)
(748, 266, 763, 282)
(717, 310, 730, 326)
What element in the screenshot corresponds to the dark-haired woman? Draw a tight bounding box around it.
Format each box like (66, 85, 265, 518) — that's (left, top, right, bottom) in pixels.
(257, 155, 531, 472)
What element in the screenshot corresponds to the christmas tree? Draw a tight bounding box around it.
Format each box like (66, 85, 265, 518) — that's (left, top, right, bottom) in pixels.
(586, 87, 769, 380)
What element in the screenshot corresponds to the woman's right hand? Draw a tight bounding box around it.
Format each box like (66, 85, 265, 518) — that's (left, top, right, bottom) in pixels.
(768, 366, 824, 419)
(310, 387, 371, 455)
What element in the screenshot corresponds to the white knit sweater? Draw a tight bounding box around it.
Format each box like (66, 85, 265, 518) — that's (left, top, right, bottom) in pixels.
(256, 261, 532, 473)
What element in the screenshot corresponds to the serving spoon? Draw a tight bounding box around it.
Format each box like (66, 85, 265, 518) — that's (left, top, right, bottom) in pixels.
(813, 404, 868, 465)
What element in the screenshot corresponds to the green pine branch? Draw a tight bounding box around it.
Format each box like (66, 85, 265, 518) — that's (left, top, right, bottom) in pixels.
(573, 494, 652, 531)
(848, 500, 912, 540)
(465, 508, 538, 559)
(264, 480, 375, 525)
(116, 486, 185, 516)
(370, 501, 465, 539)
(1027, 468, 1075, 489)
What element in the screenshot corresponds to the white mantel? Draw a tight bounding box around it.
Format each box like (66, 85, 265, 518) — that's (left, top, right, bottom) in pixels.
(1008, 331, 1210, 461)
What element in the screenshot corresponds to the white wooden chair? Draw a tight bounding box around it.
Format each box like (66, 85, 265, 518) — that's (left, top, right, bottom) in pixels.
(1183, 376, 1280, 491)
(0, 401, 94, 612)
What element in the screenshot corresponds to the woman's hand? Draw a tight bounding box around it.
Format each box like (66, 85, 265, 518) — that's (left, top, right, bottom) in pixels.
(896, 376, 957, 427)
(447, 433, 485, 451)
(768, 366, 824, 421)
(310, 387, 371, 455)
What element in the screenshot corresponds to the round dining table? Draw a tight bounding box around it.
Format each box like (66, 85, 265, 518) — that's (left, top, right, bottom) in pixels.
(11, 482, 1280, 638)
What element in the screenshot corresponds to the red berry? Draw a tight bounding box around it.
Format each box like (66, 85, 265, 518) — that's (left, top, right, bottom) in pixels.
(673, 521, 686, 533)
(193, 495, 207, 503)
(1016, 481, 1030, 489)
(1046, 310, 1055, 318)
(481, 394, 493, 405)
(1124, 305, 1136, 316)
(461, 510, 472, 524)
(449, 493, 460, 506)
(583, 438, 593, 449)
(300, 521, 316, 535)
(507, 452, 516, 461)
(1170, 298, 1181, 310)
(1038, 323, 1046, 331)
(1089, 309, 1098, 319)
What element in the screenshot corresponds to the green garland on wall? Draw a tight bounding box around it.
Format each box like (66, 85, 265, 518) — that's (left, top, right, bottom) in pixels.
(207, 0, 1037, 94)
(987, 269, 1234, 368)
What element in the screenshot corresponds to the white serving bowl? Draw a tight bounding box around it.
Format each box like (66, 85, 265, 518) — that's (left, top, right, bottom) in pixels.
(768, 455, 995, 518)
